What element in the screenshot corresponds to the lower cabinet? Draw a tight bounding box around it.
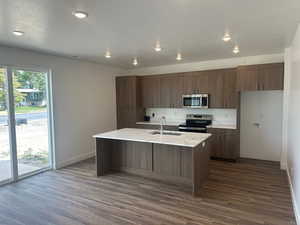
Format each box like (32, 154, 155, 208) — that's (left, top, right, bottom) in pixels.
(208, 128, 240, 161)
(112, 141, 152, 170)
(110, 140, 193, 184)
(153, 144, 192, 179)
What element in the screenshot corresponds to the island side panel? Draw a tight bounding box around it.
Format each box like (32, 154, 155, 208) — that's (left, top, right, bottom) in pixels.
(192, 139, 211, 196)
(152, 144, 193, 187)
(111, 141, 153, 172)
(96, 138, 113, 176)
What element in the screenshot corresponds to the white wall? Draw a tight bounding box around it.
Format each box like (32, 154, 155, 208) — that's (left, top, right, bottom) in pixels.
(0, 46, 122, 169)
(285, 24, 300, 223)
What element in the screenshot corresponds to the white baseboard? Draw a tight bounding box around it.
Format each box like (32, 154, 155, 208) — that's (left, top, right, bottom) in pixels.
(287, 166, 300, 225)
(54, 151, 95, 169)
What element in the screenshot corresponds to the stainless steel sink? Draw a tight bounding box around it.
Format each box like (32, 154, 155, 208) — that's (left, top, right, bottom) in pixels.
(150, 131, 182, 136)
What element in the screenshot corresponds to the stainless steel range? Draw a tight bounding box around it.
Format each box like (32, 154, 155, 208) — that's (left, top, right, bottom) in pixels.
(178, 114, 212, 133)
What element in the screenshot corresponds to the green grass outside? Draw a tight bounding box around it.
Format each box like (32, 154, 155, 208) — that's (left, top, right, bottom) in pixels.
(0, 106, 46, 115)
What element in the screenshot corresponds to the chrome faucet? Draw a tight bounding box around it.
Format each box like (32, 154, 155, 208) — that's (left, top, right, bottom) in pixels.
(160, 116, 166, 135)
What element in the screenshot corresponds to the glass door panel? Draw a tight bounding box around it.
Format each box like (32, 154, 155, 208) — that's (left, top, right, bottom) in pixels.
(12, 69, 50, 176)
(0, 68, 12, 183)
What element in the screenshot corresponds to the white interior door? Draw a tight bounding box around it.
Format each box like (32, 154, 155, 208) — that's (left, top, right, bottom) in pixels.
(240, 91, 283, 161)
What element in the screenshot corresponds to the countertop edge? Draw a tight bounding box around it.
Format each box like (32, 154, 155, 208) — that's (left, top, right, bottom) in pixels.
(93, 129, 212, 148)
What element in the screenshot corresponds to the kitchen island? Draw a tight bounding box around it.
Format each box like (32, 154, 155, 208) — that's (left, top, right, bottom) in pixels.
(93, 128, 212, 196)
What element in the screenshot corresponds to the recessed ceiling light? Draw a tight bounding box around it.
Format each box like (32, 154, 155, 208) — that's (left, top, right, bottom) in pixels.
(105, 50, 111, 58)
(233, 45, 240, 54)
(176, 53, 182, 61)
(222, 33, 231, 42)
(13, 30, 24, 36)
(133, 58, 138, 66)
(154, 41, 162, 52)
(73, 11, 88, 19)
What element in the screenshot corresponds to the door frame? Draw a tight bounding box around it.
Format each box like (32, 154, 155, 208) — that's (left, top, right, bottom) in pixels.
(1, 65, 55, 185)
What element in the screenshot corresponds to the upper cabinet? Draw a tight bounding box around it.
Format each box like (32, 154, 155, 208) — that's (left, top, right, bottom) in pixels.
(116, 76, 144, 129)
(223, 69, 239, 108)
(160, 75, 183, 108)
(258, 63, 284, 90)
(183, 71, 209, 95)
(207, 70, 224, 108)
(182, 69, 238, 108)
(237, 63, 284, 92)
(140, 76, 161, 108)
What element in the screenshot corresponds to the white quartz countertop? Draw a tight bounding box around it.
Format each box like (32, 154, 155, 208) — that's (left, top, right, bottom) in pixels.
(136, 121, 237, 129)
(93, 128, 212, 148)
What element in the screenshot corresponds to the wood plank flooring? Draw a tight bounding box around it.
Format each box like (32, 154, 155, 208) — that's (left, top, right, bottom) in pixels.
(0, 158, 296, 225)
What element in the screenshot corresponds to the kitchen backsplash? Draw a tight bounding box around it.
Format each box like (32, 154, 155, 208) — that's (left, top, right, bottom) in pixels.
(146, 108, 237, 125)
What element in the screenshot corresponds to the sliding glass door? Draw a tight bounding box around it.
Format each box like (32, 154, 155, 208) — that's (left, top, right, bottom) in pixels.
(0, 66, 53, 185)
(0, 68, 12, 184)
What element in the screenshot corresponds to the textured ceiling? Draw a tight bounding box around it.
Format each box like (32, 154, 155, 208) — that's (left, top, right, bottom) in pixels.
(0, 0, 300, 69)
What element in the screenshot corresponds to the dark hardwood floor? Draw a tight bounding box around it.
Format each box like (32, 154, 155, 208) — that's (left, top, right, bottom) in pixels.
(0, 158, 296, 225)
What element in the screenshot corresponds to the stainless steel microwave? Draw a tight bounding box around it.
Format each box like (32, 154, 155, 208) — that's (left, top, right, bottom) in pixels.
(182, 94, 209, 108)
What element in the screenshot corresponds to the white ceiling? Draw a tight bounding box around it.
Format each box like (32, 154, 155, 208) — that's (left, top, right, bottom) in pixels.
(0, 0, 300, 69)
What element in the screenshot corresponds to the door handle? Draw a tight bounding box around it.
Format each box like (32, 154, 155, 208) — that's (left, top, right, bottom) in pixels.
(253, 123, 260, 128)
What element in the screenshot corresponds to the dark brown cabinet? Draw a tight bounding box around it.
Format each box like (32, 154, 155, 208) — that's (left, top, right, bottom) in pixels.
(140, 76, 161, 108)
(116, 76, 144, 129)
(160, 75, 183, 108)
(153, 144, 181, 177)
(258, 63, 284, 90)
(237, 65, 259, 91)
(223, 69, 239, 108)
(237, 63, 284, 91)
(153, 144, 193, 179)
(183, 71, 209, 95)
(208, 128, 240, 161)
(112, 141, 153, 170)
(207, 70, 224, 108)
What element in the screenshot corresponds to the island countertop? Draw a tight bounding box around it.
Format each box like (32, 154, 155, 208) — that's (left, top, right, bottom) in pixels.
(93, 128, 211, 148)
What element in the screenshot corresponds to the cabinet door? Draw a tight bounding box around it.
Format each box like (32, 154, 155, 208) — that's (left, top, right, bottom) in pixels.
(116, 76, 139, 129)
(171, 75, 184, 108)
(207, 70, 223, 108)
(160, 76, 172, 108)
(223, 132, 240, 160)
(210, 132, 224, 158)
(117, 108, 136, 129)
(153, 144, 181, 176)
(116, 77, 136, 109)
(208, 128, 240, 160)
(237, 65, 259, 91)
(183, 72, 208, 94)
(183, 73, 196, 94)
(194, 71, 209, 94)
(258, 63, 284, 90)
(160, 75, 183, 108)
(141, 76, 161, 108)
(223, 69, 238, 108)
